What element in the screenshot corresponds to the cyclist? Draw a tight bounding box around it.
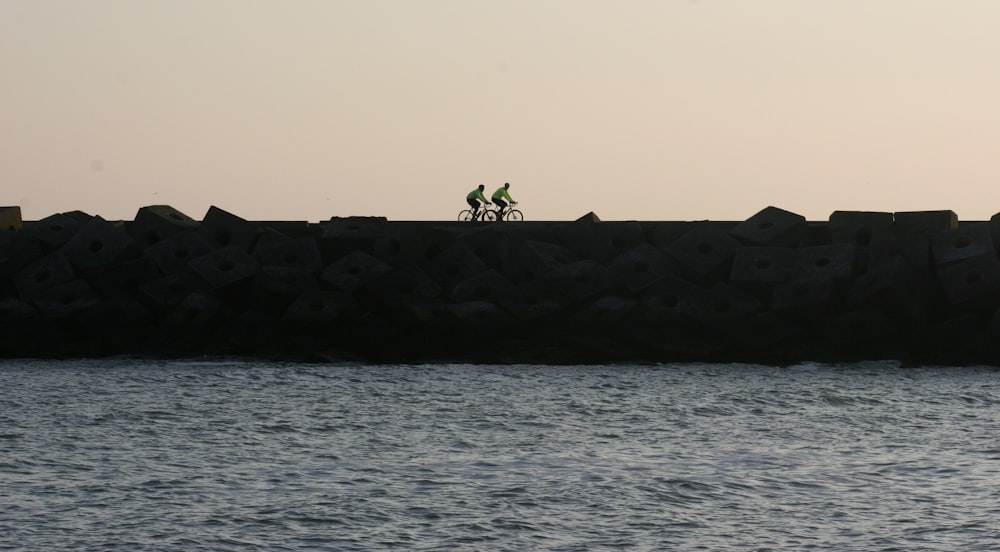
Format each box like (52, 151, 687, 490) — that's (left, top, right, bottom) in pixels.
(491, 182, 516, 220)
(466, 184, 489, 220)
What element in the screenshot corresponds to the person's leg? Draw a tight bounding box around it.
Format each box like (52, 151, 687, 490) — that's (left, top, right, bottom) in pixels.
(468, 199, 479, 219)
(493, 199, 507, 220)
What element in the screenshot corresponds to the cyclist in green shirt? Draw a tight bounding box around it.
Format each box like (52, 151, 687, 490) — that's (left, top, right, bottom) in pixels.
(466, 184, 489, 220)
(491, 182, 516, 220)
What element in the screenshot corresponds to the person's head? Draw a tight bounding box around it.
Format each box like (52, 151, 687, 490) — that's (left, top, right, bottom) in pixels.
(478, 184, 485, 191)
(504, 182, 510, 189)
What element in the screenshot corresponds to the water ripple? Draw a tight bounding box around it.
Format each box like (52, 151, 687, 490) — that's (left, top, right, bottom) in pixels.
(3, 360, 1000, 550)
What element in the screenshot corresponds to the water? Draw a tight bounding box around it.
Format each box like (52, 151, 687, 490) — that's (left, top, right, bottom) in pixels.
(3, 359, 1000, 551)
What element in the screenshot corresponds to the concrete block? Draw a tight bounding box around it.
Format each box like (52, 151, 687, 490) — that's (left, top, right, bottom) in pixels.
(254, 236, 324, 271)
(894, 210, 957, 235)
(255, 266, 319, 296)
(281, 291, 359, 325)
(771, 277, 835, 312)
(320, 250, 393, 292)
(14, 252, 77, 299)
(321, 216, 387, 259)
(730, 246, 794, 283)
(496, 280, 569, 320)
(188, 246, 260, 289)
(540, 260, 610, 301)
(447, 300, 514, 329)
(500, 240, 579, 284)
(729, 206, 807, 246)
(0, 206, 22, 231)
(868, 235, 931, 271)
(636, 274, 708, 325)
(936, 254, 1000, 311)
(21, 213, 84, 249)
(829, 211, 894, 246)
(647, 221, 692, 251)
(252, 267, 321, 315)
(84, 256, 162, 299)
(847, 256, 925, 320)
(681, 282, 762, 327)
(199, 205, 258, 252)
(665, 223, 741, 280)
(30, 279, 100, 317)
(824, 309, 896, 346)
(575, 221, 647, 264)
(573, 295, 641, 328)
(144, 231, 215, 275)
(62, 217, 135, 270)
(130, 205, 199, 247)
(365, 265, 442, 306)
(423, 243, 488, 290)
(791, 244, 856, 280)
(606, 243, 678, 293)
(373, 225, 451, 267)
(138, 273, 206, 310)
(449, 269, 514, 303)
(930, 222, 994, 266)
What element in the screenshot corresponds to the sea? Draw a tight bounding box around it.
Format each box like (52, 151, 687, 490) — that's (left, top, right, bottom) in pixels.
(2, 359, 1000, 551)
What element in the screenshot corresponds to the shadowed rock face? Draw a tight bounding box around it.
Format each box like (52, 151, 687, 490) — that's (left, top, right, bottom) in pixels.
(2, 204, 999, 365)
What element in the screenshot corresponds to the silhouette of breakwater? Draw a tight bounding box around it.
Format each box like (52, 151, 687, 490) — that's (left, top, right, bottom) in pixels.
(2, 204, 1000, 365)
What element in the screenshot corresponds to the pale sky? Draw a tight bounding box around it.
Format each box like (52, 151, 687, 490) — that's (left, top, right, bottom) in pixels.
(3, 1, 999, 223)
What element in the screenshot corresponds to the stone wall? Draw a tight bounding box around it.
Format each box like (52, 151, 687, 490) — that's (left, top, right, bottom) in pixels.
(2, 204, 1000, 365)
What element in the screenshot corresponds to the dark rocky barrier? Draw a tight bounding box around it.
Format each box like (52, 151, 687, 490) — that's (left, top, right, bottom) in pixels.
(3, 204, 1000, 365)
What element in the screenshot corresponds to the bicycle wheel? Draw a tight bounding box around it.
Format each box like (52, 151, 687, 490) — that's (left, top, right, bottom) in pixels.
(505, 209, 523, 222)
(482, 209, 499, 222)
(459, 209, 474, 221)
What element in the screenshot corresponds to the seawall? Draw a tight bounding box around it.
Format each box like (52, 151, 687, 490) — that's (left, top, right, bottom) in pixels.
(2, 205, 1000, 365)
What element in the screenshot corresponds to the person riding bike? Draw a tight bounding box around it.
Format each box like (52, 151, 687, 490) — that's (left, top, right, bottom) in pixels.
(466, 184, 489, 220)
(491, 182, 516, 220)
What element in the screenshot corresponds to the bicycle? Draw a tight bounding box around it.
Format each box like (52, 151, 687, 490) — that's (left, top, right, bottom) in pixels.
(458, 202, 522, 222)
(458, 205, 498, 222)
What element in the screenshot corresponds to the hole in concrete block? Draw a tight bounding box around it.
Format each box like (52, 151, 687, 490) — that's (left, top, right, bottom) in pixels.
(309, 300, 325, 312)
(855, 229, 872, 247)
(389, 239, 401, 255)
(475, 286, 489, 298)
(662, 295, 679, 308)
(145, 232, 160, 246)
(714, 300, 731, 313)
(347, 265, 362, 275)
(634, 261, 649, 273)
(757, 221, 774, 230)
(89, 240, 104, 253)
(575, 274, 590, 284)
(59, 294, 75, 305)
(697, 242, 714, 254)
(170, 213, 184, 221)
(216, 230, 232, 246)
(174, 248, 189, 259)
(283, 254, 299, 265)
(282, 274, 296, 285)
(34, 269, 51, 284)
(754, 258, 772, 270)
(814, 257, 831, 268)
(965, 271, 982, 285)
(218, 260, 236, 272)
(612, 237, 625, 248)
(50, 225, 64, 233)
(953, 236, 972, 249)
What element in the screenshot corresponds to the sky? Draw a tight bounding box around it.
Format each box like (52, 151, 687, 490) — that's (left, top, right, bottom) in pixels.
(3, 1, 999, 223)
